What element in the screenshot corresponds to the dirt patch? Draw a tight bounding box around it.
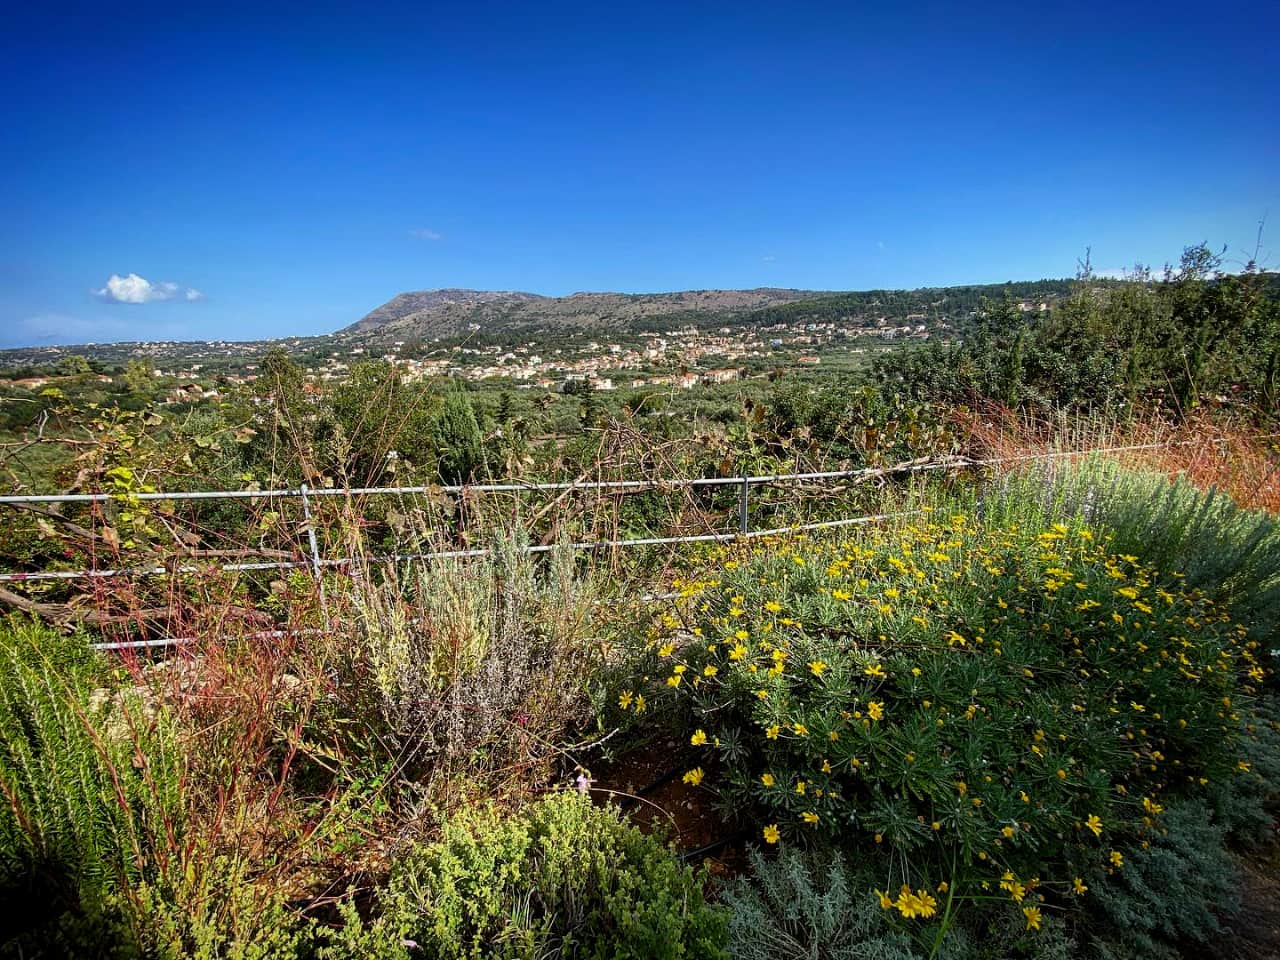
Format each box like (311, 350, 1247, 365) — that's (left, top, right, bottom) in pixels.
(1208, 847, 1280, 960)
(590, 738, 745, 879)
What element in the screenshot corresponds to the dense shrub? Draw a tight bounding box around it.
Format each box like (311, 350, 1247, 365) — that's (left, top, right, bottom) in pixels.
(326, 791, 728, 959)
(346, 533, 607, 769)
(722, 847, 1076, 960)
(990, 458, 1280, 653)
(624, 511, 1267, 939)
(0, 617, 185, 954)
(1078, 799, 1237, 960)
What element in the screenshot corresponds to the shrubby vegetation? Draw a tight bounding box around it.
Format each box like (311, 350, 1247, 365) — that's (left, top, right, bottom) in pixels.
(0, 245, 1278, 957)
(1, 456, 1275, 958)
(879, 247, 1280, 417)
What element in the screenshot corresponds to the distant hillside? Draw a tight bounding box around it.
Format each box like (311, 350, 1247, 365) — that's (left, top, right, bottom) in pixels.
(350, 289, 550, 333)
(344, 288, 824, 340)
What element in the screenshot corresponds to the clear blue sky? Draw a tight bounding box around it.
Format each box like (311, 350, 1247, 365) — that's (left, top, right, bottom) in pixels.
(2, 0, 1277, 347)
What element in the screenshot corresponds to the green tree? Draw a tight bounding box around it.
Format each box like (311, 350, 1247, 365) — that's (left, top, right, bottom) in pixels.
(432, 383, 484, 484)
(123, 359, 153, 395)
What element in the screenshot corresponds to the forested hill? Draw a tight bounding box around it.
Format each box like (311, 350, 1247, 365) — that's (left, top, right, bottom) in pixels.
(344, 280, 1080, 344)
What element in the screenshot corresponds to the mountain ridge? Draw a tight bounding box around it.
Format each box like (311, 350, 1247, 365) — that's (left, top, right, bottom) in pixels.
(345, 287, 825, 340)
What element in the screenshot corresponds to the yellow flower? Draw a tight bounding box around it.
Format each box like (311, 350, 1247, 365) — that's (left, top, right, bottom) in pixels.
(867, 701, 885, 721)
(1002, 825, 1016, 838)
(729, 643, 748, 661)
(634, 694, 646, 713)
(877, 889, 894, 910)
(1072, 877, 1088, 896)
(765, 600, 782, 613)
(682, 767, 704, 786)
(809, 660, 828, 677)
(667, 673, 682, 687)
(763, 823, 780, 844)
(795, 780, 806, 795)
(864, 663, 886, 678)
(690, 729, 708, 746)
(617, 690, 634, 710)
(1109, 850, 1124, 868)
(658, 642, 675, 657)
(766, 724, 780, 740)
(802, 811, 819, 824)
(761, 772, 775, 787)
(1023, 906, 1042, 931)
(793, 722, 809, 736)
(913, 889, 938, 918)
(703, 664, 718, 677)
(1085, 814, 1103, 837)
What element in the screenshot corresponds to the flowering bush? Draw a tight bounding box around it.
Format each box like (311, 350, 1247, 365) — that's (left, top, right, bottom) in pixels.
(619, 512, 1269, 937)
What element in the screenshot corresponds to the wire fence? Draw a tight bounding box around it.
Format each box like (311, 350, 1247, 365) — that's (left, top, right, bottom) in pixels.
(0, 435, 1247, 650)
(0, 439, 1224, 586)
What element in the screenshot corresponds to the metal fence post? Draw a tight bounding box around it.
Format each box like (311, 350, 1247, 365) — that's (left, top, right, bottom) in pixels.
(299, 483, 331, 629)
(739, 469, 750, 535)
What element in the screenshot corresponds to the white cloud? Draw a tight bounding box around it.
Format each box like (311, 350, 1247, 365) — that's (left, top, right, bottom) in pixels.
(410, 228, 442, 240)
(761, 255, 777, 262)
(92, 273, 202, 304)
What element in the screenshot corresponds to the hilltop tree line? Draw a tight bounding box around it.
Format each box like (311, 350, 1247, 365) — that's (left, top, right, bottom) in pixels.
(877, 245, 1280, 416)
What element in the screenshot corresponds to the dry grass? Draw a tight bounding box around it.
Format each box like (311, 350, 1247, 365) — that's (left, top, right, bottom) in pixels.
(951, 403, 1280, 513)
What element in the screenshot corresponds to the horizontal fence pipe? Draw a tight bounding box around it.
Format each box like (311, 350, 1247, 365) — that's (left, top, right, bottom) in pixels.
(88, 511, 916, 651)
(2, 434, 1253, 585)
(0, 435, 1246, 508)
(0, 559, 310, 583)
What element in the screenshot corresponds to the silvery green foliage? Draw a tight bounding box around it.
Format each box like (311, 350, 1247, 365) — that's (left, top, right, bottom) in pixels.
(988, 457, 1280, 648)
(721, 847, 918, 960)
(1083, 800, 1238, 960)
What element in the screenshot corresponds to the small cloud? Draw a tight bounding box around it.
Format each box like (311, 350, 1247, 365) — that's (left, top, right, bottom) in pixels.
(92, 273, 201, 304)
(761, 255, 777, 263)
(410, 228, 442, 241)
(877, 241, 885, 251)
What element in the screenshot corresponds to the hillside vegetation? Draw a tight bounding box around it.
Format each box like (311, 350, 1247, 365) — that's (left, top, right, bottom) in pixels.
(345, 287, 825, 340)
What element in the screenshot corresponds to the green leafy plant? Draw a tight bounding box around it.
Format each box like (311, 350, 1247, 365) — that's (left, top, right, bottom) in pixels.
(625, 508, 1266, 942)
(325, 791, 728, 959)
(0, 616, 185, 954)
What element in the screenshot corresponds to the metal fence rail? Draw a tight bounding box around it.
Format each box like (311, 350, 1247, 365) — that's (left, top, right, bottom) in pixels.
(0, 434, 1255, 651)
(0, 438, 1231, 587)
(0, 438, 1217, 507)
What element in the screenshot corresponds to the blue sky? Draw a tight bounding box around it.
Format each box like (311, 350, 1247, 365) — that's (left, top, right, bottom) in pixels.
(2, 1, 1277, 348)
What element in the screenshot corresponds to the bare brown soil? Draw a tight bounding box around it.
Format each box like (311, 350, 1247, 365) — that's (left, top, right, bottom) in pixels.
(590, 738, 745, 879)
